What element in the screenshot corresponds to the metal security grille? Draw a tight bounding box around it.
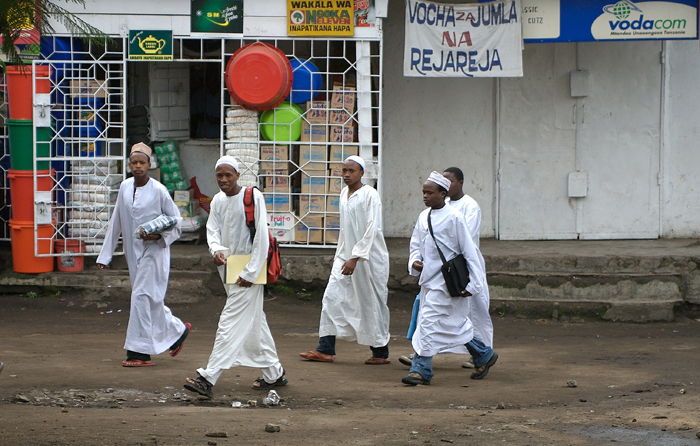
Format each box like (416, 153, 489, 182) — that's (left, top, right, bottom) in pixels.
(0, 74, 8, 241)
(7, 34, 382, 255)
(218, 37, 383, 247)
(32, 37, 127, 257)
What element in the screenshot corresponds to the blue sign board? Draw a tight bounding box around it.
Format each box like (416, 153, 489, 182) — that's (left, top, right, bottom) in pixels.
(479, 0, 699, 42)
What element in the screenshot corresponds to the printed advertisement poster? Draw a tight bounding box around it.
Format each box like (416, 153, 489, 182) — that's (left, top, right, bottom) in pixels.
(288, 0, 354, 36)
(191, 0, 244, 34)
(404, 0, 523, 78)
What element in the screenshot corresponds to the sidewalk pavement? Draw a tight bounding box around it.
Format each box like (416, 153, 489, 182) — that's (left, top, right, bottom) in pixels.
(1, 238, 699, 322)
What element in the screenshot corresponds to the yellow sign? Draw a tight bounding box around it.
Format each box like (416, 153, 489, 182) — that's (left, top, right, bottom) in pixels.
(128, 30, 173, 61)
(287, 0, 354, 36)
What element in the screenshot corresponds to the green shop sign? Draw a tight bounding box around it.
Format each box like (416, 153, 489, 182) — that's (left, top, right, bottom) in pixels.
(191, 0, 244, 34)
(128, 30, 173, 60)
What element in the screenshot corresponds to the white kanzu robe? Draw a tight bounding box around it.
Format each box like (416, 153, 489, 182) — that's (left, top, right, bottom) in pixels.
(319, 185, 391, 347)
(408, 205, 487, 357)
(448, 194, 493, 347)
(97, 178, 186, 355)
(198, 187, 282, 385)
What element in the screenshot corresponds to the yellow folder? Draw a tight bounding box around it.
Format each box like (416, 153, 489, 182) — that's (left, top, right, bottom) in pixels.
(224, 255, 267, 285)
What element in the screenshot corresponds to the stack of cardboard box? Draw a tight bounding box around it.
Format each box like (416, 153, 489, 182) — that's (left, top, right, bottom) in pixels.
(329, 82, 357, 144)
(260, 144, 292, 213)
(173, 190, 200, 217)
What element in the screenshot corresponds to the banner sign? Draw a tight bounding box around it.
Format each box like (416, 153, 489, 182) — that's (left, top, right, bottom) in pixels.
(191, 0, 244, 34)
(128, 30, 173, 61)
(404, 0, 523, 78)
(523, 0, 698, 43)
(287, 0, 354, 36)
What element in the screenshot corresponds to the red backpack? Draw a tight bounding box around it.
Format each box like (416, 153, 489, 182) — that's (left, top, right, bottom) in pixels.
(243, 186, 281, 284)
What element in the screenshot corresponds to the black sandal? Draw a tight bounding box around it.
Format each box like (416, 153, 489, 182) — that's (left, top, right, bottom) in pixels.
(252, 369, 288, 390)
(184, 376, 213, 398)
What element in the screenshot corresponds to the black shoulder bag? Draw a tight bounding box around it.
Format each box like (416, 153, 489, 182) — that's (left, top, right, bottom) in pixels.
(427, 209, 471, 297)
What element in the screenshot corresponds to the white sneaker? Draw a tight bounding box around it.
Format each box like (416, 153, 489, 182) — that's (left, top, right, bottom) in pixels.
(461, 357, 474, 369)
(398, 353, 415, 367)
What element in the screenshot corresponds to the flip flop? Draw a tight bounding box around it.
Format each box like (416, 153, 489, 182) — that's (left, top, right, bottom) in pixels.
(365, 357, 391, 365)
(122, 359, 155, 367)
(170, 322, 192, 357)
(299, 350, 334, 362)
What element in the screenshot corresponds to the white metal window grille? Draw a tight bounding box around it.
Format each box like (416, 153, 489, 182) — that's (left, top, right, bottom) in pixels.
(219, 37, 382, 247)
(14, 35, 382, 254)
(0, 73, 9, 241)
(31, 37, 127, 258)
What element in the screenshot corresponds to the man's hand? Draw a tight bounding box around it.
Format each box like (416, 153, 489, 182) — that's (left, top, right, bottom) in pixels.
(140, 229, 161, 241)
(97, 263, 107, 271)
(460, 289, 472, 297)
(213, 251, 227, 266)
(235, 277, 253, 288)
(412, 261, 424, 272)
(341, 258, 359, 275)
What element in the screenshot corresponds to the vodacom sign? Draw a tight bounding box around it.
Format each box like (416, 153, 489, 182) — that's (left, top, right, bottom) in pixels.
(591, 0, 697, 40)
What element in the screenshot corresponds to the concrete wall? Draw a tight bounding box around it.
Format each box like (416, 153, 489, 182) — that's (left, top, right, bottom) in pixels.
(382, 0, 497, 238)
(664, 40, 700, 237)
(54, 1, 700, 240)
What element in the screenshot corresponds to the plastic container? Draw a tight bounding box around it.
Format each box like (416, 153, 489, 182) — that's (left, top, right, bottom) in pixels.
(9, 220, 55, 273)
(7, 119, 51, 170)
(5, 65, 51, 120)
(225, 42, 293, 111)
(77, 126, 103, 157)
(54, 239, 85, 272)
(287, 59, 322, 104)
(260, 102, 303, 142)
(8, 169, 55, 221)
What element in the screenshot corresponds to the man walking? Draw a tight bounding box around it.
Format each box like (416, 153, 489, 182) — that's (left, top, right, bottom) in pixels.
(97, 143, 190, 367)
(299, 155, 391, 364)
(443, 167, 492, 367)
(403, 172, 498, 385)
(400, 167, 492, 368)
(183, 156, 286, 398)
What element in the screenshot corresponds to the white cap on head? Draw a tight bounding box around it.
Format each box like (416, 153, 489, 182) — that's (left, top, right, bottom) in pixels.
(344, 155, 365, 171)
(427, 171, 451, 191)
(215, 155, 239, 172)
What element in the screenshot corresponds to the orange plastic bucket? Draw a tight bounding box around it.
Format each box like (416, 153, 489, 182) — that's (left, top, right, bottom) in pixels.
(8, 169, 54, 221)
(5, 65, 51, 120)
(9, 220, 54, 273)
(54, 239, 85, 272)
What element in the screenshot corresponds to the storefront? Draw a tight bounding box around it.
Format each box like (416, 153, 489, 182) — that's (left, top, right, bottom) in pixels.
(0, 0, 386, 260)
(2, 0, 700, 265)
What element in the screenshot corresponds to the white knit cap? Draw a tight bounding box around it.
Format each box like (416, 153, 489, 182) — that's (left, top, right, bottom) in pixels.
(427, 171, 451, 191)
(344, 155, 365, 171)
(215, 155, 239, 172)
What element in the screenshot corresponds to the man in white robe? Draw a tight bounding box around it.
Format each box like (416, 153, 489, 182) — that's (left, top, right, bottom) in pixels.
(299, 156, 391, 364)
(443, 167, 493, 369)
(399, 166, 492, 367)
(98, 143, 190, 367)
(184, 156, 286, 398)
(402, 172, 498, 386)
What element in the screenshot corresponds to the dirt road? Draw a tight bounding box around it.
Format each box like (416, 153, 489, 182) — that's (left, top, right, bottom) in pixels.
(1, 289, 699, 445)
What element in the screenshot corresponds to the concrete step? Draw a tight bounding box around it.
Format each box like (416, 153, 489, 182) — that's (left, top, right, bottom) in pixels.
(486, 272, 683, 322)
(1, 238, 698, 322)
